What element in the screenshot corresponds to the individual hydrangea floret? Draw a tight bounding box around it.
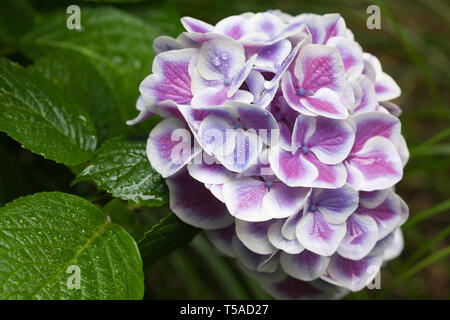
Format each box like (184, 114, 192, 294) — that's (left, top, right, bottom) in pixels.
(129, 10, 409, 299)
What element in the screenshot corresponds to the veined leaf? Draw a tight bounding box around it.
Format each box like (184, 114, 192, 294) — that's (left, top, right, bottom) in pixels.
(0, 192, 144, 299)
(0, 58, 97, 165)
(138, 213, 198, 263)
(31, 50, 130, 143)
(20, 7, 162, 130)
(73, 137, 168, 206)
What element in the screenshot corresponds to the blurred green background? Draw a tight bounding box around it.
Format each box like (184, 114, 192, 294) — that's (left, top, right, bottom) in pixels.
(0, 0, 448, 299)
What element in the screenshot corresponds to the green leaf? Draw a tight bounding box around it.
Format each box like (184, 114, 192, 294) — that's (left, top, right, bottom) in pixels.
(0, 0, 35, 44)
(0, 58, 97, 165)
(73, 137, 168, 206)
(20, 7, 163, 132)
(0, 192, 144, 299)
(138, 213, 198, 263)
(31, 50, 130, 143)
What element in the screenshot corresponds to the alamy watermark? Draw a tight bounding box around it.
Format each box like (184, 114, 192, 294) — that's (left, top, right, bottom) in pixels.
(66, 5, 81, 30)
(366, 5, 381, 30)
(66, 265, 81, 289)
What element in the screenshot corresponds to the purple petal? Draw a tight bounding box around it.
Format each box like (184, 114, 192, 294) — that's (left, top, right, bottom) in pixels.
(359, 189, 390, 209)
(346, 137, 403, 191)
(296, 210, 347, 256)
(181, 16, 214, 33)
(357, 190, 402, 239)
(326, 253, 383, 291)
(182, 30, 231, 45)
(191, 86, 229, 106)
(198, 114, 236, 159)
(300, 88, 349, 119)
(362, 52, 378, 83)
(369, 231, 395, 257)
(398, 195, 409, 226)
(383, 228, 404, 261)
(264, 37, 310, 90)
(214, 15, 249, 40)
(327, 36, 363, 79)
(140, 49, 196, 106)
(265, 20, 308, 45)
(235, 219, 277, 254)
(177, 104, 234, 136)
(234, 102, 279, 145)
(241, 12, 285, 43)
(351, 112, 401, 153)
(207, 183, 225, 202)
(222, 129, 263, 173)
(291, 115, 317, 150)
(281, 210, 304, 240)
(152, 35, 184, 54)
(281, 72, 317, 116)
(167, 170, 233, 229)
(187, 160, 233, 185)
(303, 152, 348, 189)
(293, 116, 355, 164)
(127, 96, 153, 126)
(396, 134, 409, 166)
(294, 44, 345, 93)
(379, 101, 402, 117)
(247, 40, 291, 72)
(363, 53, 401, 101)
(247, 71, 279, 108)
(197, 38, 245, 81)
(337, 214, 378, 260)
(312, 185, 359, 224)
(321, 14, 347, 43)
(300, 14, 326, 44)
(222, 177, 272, 222)
(375, 72, 401, 101)
(268, 146, 318, 187)
(353, 75, 377, 114)
(228, 54, 257, 97)
(147, 118, 199, 178)
(245, 71, 265, 99)
(279, 121, 293, 150)
(263, 182, 310, 219)
(280, 250, 330, 281)
(268, 220, 305, 254)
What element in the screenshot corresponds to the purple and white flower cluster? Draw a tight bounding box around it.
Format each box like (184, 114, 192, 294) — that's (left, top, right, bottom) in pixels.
(129, 10, 409, 299)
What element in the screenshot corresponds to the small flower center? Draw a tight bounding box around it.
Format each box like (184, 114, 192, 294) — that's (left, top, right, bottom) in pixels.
(309, 204, 317, 212)
(265, 180, 273, 189)
(234, 123, 243, 129)
(301, 146, 309, 154)
(274, 113, 282, 120)
(297, 87, 306, 96)
(224, 78, 231, 86)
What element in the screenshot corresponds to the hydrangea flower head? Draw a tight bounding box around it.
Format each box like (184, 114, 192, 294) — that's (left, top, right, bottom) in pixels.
(130, 10, 409, 299)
